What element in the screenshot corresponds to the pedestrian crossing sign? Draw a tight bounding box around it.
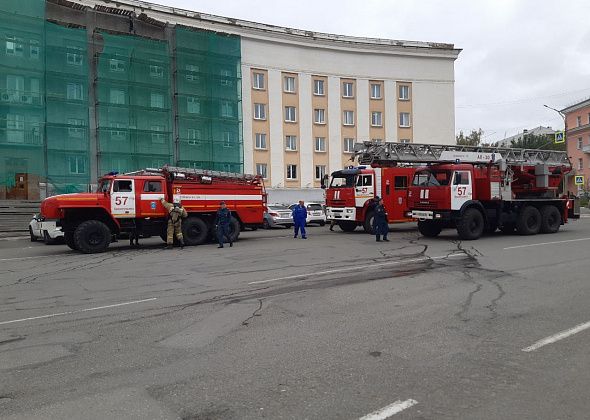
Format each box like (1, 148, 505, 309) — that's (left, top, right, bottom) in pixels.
(575, 175, 584, 185)
(555, 131, 565, 143)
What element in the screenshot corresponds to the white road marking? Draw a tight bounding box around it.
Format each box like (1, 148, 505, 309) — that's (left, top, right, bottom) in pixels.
(248, 253, 465, 285)
(522, 320, 590, 352)
(359, 399, 418, 420)
(503, 237, 590, 250)
(0, 298, 157, 326)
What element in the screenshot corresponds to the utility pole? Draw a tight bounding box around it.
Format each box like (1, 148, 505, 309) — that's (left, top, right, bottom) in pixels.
(544, 104, 571, 195)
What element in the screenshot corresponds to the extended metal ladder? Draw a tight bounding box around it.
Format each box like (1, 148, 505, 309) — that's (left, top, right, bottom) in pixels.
(354, 141, 571, 167)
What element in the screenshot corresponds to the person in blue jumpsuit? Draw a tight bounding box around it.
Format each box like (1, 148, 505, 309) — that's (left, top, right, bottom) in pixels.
(292, 200, 308, 239)
(215, 201, 233, 248)
(373, 197, 389, 242)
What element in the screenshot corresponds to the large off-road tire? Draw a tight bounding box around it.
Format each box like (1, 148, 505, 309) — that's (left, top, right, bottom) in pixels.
(456, 208, 484, 240)
(319, 221, 326, 227)
(540, 205, 561, 234)
(29, 226, 37, 242)
(182, 217, 208, 246)
(363, 210, 375, 234)
(64, 231, 77, 250)
(339, 221, 357, 232)
(418, 220, 443, 237)
(516, 206, 541, 235)
(73, 220, 111, 253)
(228, 216, 241, 242)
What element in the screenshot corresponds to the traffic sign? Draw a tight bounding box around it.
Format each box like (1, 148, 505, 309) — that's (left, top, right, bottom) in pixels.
(574, 175, 584, 185)
(555, 131, 565, 144)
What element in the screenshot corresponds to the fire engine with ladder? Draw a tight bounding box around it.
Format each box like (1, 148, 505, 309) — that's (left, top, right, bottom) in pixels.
(354, 141, 580, 240)
(39, 166, 266, 253)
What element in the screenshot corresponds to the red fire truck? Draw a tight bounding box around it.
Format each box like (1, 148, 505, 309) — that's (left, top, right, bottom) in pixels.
(39, 166, 266, 253)
(355, 142, 580, 240)
(324, 165, 415, 233)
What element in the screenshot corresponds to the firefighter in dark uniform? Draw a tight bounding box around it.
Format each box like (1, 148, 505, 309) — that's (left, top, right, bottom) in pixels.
(373, 197, 389, 242)
(215, 201, 233, 248)
(160, 198, 187, 249)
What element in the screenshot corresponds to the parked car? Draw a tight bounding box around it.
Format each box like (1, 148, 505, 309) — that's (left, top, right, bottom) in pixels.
(263, 205, 293, 229)
(29, 214, 64, 244)
(288, 202, 326, 226)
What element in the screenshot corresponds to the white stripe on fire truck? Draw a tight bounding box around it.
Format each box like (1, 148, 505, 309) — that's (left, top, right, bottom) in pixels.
(173, 194, 263, 201)
(140, 193, 165, 200)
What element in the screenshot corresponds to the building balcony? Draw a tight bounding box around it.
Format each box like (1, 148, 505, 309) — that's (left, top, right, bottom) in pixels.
(583, 144, 590, 154)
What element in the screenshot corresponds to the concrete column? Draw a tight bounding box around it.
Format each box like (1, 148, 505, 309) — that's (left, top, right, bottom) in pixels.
(164, 24, 179, 165)
(298, 72, 313, 188)
(384, 80, 397, 142)
(85, 9, 99, 183)
(327, 76, 342, 174)
(268, 69, 284, 187)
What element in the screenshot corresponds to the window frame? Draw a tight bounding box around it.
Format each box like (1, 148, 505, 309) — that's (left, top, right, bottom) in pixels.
(187, 96, 201, 114)
(314, 108, 326, 124)
(285, 135, 298, 151)
(286, 164, 298, 180)
(399, 85, 410, 100)
(342, 81, 354, 98)
(151, 125, 166, 144)
(283, 75, 296, 93)
(578, 158, 584, 170)
(343, 137, 355, 153)
(578, 138, 583, 150)
(313, 79, 325, 96)
(399, 112, 411, 128)
(109, 58, 125, 73)
(253, 72, 265, 90)
(66, 48, 83, 66)
(150, 92, 164, 109)
(315, 165, 326, 180)
(149, 64, 164, 79)
(255, 132, 267, 150)
(371, 111, 383, 127)
(66, 83, 84, 101)
(370, 83, 382, 99)
(254, 103, 267, 120)
(285, 106, 297, 123)
(68, 155, 86, 175)
(256, 163, 268, 179)
(343, 110, 355, 126)
(315, 136, 326, 152)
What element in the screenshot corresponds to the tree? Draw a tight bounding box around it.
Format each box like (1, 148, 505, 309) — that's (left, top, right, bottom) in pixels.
(510, 133, 566, 151)
(456, 128, 483, 146)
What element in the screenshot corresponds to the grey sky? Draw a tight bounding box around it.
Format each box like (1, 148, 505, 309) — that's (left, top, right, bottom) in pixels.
(159, 0, 590, 143)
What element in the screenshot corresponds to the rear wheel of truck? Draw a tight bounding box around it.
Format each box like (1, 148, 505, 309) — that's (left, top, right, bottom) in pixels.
(182, 217, 208, 246)
(363, 210, 375, 234)
(228, 216, 241, 242)
(456, 208, 484, 240)
(74, 220, 111, 253)
(339, 221, 357, 232)
(540, 205, 561, 234)
(418, 220, 443, 237)
(516, 206, 541, 235)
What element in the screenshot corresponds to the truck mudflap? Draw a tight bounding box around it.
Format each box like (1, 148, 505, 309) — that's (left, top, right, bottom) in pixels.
(568, 197, 581, 219)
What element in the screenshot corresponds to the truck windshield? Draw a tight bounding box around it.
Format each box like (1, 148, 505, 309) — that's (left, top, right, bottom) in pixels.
(97, 179, 111, 193)
(330, 175, 356, 188)
(412, 170, 451, 187)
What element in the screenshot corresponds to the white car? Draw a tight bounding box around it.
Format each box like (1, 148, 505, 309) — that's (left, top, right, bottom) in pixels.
(288, 202, 327, 226)
(29, 215, 64, 244)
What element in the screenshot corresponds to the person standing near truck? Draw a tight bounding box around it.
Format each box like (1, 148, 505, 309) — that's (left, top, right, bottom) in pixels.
(292, 200, 308, 239)
(160, 198, 187, 249)
(373, 197, 389, 242)
(215, 201, 233, 248)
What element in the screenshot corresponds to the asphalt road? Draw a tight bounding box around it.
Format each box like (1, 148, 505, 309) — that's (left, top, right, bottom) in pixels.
(1, 218, 590, 420)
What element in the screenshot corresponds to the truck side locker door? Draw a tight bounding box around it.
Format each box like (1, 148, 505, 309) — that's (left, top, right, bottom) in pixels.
(451, 170, 473, 210)
(390, 175, 409, 221)
(111, 179, 136, 218)
(140, 180, 165, 216)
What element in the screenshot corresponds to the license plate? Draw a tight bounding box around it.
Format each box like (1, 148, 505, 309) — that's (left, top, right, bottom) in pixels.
(412, 210, 433, 220)
(40, 221, 57, 230)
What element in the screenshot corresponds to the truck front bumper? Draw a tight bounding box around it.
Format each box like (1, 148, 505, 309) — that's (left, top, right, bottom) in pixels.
(408, 210, 452, 221)
(326, 207, 356, 221)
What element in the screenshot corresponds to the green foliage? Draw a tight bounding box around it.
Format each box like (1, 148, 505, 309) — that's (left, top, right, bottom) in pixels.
(456, 128, 483, 146)
(510, 134, 566, 151)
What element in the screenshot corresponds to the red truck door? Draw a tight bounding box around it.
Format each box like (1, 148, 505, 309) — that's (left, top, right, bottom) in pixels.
(138, 179, 166, 217)
(111, 179, 136, 218)
(390, 174, 410, 221)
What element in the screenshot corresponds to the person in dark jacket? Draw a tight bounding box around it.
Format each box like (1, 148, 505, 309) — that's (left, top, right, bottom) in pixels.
(215, 201, 233, 248)
(373, 197, 389, 242)
(292, 200, 307, 239)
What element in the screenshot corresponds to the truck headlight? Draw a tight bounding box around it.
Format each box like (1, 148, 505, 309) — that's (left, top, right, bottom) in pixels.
(346, 209, 353, 213)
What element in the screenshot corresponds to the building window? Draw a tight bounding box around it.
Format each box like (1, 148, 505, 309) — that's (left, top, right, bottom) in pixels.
(314, 79, 325, 96)
(253, 72, 265, 90)
(223, 131, 232, 147)
(256, 163, 267, 178)
(150, 92, 164, 109)
(343, 110, 355, 126)
(6, 74, 24, 97)
(68, 118, 85, 138)
(68, 156, 86, 175)
(220, 69, 232, 86)
(315, 137, 326, 152)
(400, 139, 411, 143)
(30, 40, 39, 60)
(109, 59, 125, 72)
(186, 64, 199, 81)
(255, 133, 267, 149)
(6, 114, 24, 143)
(66, 48, 83, 66)
(151, 125, 165, 144)
(577, 116, 582, 127)
(67, 83, 83, 101)
(285, 135, 297, 151)
(286, 164, 297, 180)
(399, 112, 411, 127)
(578, 158, 584, 170)
(371, 111, 383, 127)
(399, 85, 410, 100)
(5, 37, 24, 56)
(314, 108, 326, 124)
(343, 137, 355, 153)
(578, 138, 583, 150)
(187, 128, 201, 145)
(285, 106, 297, 122)
(187, 96, 200, 114)
(370, 83, 382, 99)
(221, 101, 233, 118)
(109, 89, 125, 105)
(149, 65, 163, 78)
(342, 82, 354, 98)
(284, 76, 296, 93)
(254, 103, 266, 120)
(109, 122, 126, 140)
(315, 165, 326, 180)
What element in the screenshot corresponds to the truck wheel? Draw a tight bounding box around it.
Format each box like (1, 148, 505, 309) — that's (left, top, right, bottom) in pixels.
(540, 205, 561, 234)
(339, 221, 357, 232)
(418, 220, 443, 237)
(363, 210, 375, 234)
(456, 208, 484, 240)
(182, 217, 208, 246)
(64, 231, 78, 250)
(263, 219, 270, 229)
(73, 220, 111, 253)
(516, 206, 541, 235)
(228, 216, 241, 242)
